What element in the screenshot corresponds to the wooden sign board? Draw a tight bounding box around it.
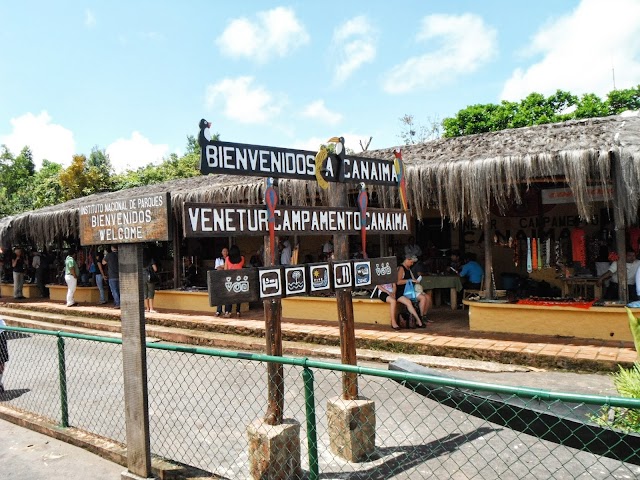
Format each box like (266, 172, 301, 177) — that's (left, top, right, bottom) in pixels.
(309, 263, 331, 292)
(199, 140, 398, 186)
(284, 265, 308, 296)
(207, 268, 260, 306)
(258, 267, 284, 299)
(353, 260, 372, 288)
(184, 203, 411, 237)
(370, 256, 397, 285)
(79, 193, 170, 246)
(332, 261, 353, 290)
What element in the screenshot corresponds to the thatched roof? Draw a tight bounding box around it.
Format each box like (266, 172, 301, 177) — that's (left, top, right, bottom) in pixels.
(367, 113, 640, 225)
(1, 113, 639, 247)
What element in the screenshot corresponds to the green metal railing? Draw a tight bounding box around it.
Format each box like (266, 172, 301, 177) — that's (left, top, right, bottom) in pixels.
(2, 325, 640, 479)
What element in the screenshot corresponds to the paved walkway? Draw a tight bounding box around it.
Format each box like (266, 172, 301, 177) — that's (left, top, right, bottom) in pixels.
(0, 418, 124, 480)
(0, 296, 637, 370)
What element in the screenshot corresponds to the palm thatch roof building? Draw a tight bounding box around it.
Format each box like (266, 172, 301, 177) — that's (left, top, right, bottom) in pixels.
(1, 113, 639, 256)
(368, 112, 640, 226)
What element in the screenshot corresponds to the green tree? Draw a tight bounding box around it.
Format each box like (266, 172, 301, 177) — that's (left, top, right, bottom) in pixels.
(32, 160, 64, 209)
(0, 145, 37, 214)
(574, 93, 609, 119)
(86, 146, 115, 193)
(442, 87, 640, 138)
(606, 85, 640, 114)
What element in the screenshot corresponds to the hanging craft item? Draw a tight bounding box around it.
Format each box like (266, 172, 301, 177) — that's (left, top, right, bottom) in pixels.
(357, 183, 369, 259)
(513, 236, 519, 267)
(571, 226, 587, 267)
(537, 237, 542, 270)
(531, 237, 538, 271)
(264, 177, 279, 264)
(544, 237, 551, 268)
(526, 237, 533, 273)
(393, 148, 409, 211)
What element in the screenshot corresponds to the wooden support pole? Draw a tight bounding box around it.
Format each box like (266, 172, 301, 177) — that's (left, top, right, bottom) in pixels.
(329, 182, 358, 400)
(611, 154, 629, 303)
(119, 243, 153, 478)
(263, 202, 284, 425)
(172, 219, 181, 289)
(484, 213, 494, 298)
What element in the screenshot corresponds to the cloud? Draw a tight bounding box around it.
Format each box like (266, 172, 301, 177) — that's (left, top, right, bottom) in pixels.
(331, 16, 377, 84)
(205, 76, 283, 124)
(106, 131, 169, 173)
(501, 0, 640, 100)
(383, 13, 497, 94)
(84, 9, 96, 28)
(0, 111, 75, 169)
(301, 100, 343, 125)
(216, 7, 309, 63)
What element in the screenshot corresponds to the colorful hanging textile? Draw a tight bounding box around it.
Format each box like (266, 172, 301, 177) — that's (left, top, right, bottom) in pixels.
(526, 237, 533, 273)
(571, 227, 587, 267)
(531, 238, 538, 271)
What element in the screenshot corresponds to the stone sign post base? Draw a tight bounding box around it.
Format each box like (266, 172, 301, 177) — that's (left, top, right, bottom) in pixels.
(327, 396, 376, 462)
(247, 418, 301, 480)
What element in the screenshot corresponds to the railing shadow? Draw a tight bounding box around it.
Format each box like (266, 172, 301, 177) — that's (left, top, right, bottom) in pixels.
(317, 426, 498, 480)
(0, 388, 30, 401)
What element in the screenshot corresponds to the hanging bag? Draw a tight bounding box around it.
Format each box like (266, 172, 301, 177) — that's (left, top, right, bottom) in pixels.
(404, 279, 417, 300)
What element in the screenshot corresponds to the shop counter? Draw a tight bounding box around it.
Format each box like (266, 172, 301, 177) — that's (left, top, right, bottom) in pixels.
(466, 300, 636, 342)
(47, 284, 101, 303)
(282, 295, 389, 325)
(153, 289, 249, 314)
(1, 282, 42, 299)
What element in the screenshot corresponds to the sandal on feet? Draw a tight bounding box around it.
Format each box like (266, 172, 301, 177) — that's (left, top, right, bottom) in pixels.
(392, 325, 401, 331)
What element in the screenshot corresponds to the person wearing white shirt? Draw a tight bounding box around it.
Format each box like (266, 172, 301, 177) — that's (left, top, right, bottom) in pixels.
(598, 249, 640, 301)
(280, 239, 292, 266)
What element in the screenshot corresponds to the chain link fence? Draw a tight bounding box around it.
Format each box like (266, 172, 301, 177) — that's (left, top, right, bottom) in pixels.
(1, 325, 639, 479)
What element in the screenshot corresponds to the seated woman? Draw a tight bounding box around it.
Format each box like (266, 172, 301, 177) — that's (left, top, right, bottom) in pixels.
(397, 254, 430, 327)
(376, 283, 400, 330)
(376, 283, 424, 330)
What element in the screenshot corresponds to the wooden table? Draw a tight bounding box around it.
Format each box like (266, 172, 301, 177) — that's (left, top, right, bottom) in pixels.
(420, 275, 464, 310)
(561, 276, 603, 300)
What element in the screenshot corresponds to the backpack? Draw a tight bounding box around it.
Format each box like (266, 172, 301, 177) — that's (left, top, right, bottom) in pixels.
(146, 264, 159, 283)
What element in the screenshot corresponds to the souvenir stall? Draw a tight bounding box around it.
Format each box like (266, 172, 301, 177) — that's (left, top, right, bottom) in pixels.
(366, 114, 640, 342)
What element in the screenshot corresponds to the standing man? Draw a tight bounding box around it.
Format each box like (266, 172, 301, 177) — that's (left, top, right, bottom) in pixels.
(103, 245, 120, 309)
(215, 247, 229, 317)
(95, 248, 108, 304)
(598, 247, 640, 301)
(280, 238, 292, 266)
(64, 249, 79, 307)
(11, 248, 26, 299)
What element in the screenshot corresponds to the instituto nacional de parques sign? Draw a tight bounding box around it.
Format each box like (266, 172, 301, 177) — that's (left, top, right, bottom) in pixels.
(79, 192, 170, 245)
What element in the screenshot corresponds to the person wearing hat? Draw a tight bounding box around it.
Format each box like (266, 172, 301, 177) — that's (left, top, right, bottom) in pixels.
(396, 253, 430, 327)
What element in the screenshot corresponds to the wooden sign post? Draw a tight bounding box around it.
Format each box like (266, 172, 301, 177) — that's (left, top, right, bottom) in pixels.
(196, 130, 408, 469)
(80, 192, 170, 480)
(329, 181, 359, 400)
